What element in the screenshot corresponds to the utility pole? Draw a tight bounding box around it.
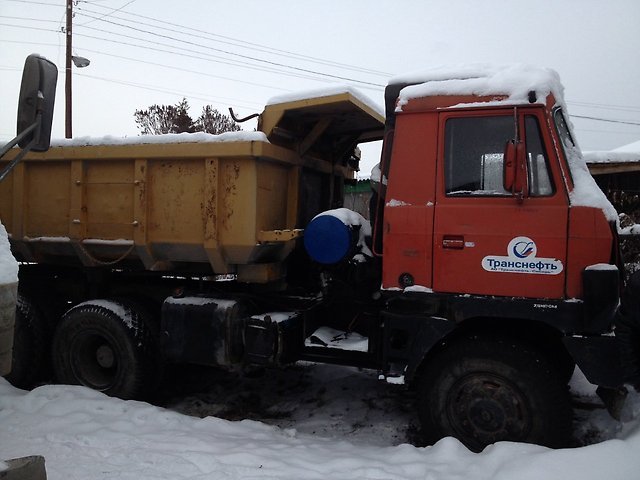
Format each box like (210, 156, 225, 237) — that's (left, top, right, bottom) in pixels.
(65, 0, 73, 138)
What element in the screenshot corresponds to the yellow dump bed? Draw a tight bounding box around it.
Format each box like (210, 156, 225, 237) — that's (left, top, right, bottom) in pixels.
(0, 90, 384, 282)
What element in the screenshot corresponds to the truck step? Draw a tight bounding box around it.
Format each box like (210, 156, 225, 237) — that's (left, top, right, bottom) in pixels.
(304, 326, 368, 353)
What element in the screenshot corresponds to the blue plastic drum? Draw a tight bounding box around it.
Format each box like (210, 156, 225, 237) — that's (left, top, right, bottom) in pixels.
(304, 214, 354, 265)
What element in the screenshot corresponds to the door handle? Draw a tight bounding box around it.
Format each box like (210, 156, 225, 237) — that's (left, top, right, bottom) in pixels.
(442, 235, 465, 249)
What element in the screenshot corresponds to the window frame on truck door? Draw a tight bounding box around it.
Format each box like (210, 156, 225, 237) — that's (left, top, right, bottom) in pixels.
(552, 106, 578, 188)
(442, 110, 556, 199)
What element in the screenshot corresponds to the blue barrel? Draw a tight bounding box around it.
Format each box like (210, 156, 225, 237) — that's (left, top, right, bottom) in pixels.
(304, 214, 355, 265)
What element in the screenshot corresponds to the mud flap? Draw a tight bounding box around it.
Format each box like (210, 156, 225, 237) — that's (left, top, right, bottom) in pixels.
(562, 335, 624, 388)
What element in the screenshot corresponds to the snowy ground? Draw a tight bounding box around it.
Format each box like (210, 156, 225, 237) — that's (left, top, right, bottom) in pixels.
(2, 364, 640, 479)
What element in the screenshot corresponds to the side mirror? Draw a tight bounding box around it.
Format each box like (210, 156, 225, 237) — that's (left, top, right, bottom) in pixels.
(16, 54, 58, 152)
(503, 139, 527, 199)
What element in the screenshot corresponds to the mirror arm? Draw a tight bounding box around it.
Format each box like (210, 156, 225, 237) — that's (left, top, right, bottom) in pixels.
(0, 112, 42, 181)
(0, 120, 39, 160)
(0, 137, 35, 183)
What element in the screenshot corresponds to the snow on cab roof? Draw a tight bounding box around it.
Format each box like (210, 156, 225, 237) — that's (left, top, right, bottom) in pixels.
(50, 131, 268, 148)
(390, 63, 565, 111)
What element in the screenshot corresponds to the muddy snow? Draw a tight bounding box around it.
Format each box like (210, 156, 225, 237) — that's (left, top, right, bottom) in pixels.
(2, 363, 640, 479)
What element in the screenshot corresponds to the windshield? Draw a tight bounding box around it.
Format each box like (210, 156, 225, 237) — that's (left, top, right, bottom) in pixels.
(553, 107, 578, 186)
(553, 108, 576, 151)
(553, 107, 618, 221)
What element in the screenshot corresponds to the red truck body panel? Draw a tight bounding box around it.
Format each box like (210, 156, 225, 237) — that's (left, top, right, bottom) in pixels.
(381, 94, 614, 301)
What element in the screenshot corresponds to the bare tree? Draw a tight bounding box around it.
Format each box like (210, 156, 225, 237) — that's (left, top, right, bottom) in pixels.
(194, 105, 241, 134)
(135, 99, 240, 135)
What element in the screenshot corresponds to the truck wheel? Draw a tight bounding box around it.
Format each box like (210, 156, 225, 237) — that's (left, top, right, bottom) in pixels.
(4, 294, 50, 389)
(52, 300, 159, 399)
(417, 335, 572, 452)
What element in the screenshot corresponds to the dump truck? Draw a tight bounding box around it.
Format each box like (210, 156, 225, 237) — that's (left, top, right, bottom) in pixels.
(2, 64, 639, 452)
(1, 53, 57, 378)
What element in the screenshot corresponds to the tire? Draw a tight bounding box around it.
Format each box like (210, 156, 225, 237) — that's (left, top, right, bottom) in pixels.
(52, 299, 159, 399)
(417, 335, 572, 452)
(4, 294, 50, 390)
(553, 346, 576, 384)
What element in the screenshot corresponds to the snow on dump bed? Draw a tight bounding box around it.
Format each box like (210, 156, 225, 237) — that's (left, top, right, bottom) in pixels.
(267, 85, 385, 118)
(393, 63, 564, 110)
(0, 221, 18, 284)
(49, 131, 268, 148)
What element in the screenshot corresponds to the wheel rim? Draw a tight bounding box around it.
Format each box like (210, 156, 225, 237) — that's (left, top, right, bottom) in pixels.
(446, 372, 531, 449)
(69, 331, 119, 391)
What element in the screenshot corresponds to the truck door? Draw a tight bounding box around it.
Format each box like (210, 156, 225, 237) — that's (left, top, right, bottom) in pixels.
(432, 109, 568, 299)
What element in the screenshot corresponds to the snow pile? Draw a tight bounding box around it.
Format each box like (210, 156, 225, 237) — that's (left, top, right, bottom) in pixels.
(49, 131, 267, 148)
(583, 150, 640, 164)
(2, 377, 640, 480)
(613, 140, 640, 154)
(563, 142, 619, 222)
(0, 221, 18, 285)
(393, 63, 564, 110)
(267, 85, 384, 118)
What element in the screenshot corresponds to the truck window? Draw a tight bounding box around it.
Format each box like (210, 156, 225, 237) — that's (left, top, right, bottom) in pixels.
(525, 115, 554, 196)
(444, 115, 553, 197)
(553, 108, 575, 149)
(444, 115, 514, 196)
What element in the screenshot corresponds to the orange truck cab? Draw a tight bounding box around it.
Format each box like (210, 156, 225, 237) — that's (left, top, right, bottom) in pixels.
(301, 65, 633, 451)
(356, 65, 632, 449)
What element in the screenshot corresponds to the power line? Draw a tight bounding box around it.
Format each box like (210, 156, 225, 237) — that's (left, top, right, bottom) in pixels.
(568, 100, 640, 113)
(3, 22, 637, 126)
(75, 0, 137, 27)
(79, 47, 295, 93)
(575, 128, 640, 136)
(571, 114, 640, 126)
(77, 3, 392, 77)
(0, 22, 58, 34)
(72, 30, 383, 91)
(73, 11, 385, 87)
(5, 0, 61, 6)
(74, 72, 263, 111)
(0, 15, 63, 24)
(0, 23, 383, 91)
(0, 37, 295, 93)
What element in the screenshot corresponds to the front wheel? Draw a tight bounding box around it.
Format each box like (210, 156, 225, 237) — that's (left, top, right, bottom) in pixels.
(52, 300, 159, 399)
(417, 335, 572, 452)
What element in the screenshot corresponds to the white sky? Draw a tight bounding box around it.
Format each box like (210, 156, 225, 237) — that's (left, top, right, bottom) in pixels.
(1, 0, 639, 175)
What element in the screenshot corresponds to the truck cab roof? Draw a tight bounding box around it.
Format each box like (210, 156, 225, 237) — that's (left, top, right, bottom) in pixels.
(385, 64, 565, 118)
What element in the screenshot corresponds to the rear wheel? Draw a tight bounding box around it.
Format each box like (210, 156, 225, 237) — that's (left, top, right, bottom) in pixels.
(52, 300, 159, 399)
(417, 335, 572, 452)
(5, 294, 50, 389)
